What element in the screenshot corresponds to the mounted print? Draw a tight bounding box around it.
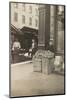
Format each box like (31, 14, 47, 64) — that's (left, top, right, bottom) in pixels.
(9, 2, 65, 97)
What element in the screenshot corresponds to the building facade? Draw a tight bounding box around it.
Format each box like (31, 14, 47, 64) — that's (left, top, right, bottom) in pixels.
(11, 3, 39, 29)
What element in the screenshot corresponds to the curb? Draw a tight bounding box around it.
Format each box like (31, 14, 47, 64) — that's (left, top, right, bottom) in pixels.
(11, 60, 32, 67)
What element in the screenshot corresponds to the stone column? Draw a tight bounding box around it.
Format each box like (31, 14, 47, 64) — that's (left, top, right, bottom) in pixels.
(33, 5, 54, 74)
(38, 5, 50, 50)
(56, 6, 64, 54)
(50, 6, 57, 53)
(53, 6, 58, 54)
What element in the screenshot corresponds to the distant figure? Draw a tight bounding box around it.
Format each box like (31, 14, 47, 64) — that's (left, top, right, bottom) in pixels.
(32, 39, 35, 50)
(28, 47, 32, 58)
(12, 38, 21, 51)
(49, 40, 54, 52)
(28, 39, 36, 58)
(12, 38, 21, 63)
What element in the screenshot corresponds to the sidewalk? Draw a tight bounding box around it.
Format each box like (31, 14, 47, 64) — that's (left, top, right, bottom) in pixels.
(11, 62, 64, 97)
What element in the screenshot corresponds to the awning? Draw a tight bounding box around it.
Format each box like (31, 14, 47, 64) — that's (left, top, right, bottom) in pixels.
(11, 25, 38, 36)
(11, 24, 18, 34)
(11, 24, 23, 35)
(21, 26, 38, 36)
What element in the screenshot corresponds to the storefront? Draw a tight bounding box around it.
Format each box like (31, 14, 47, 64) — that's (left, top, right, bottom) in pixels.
(11, 25, 38, 63)
(21, 26, 38, 51)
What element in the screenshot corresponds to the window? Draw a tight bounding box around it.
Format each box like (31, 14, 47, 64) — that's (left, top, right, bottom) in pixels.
(14, 3, 18, 8)
(35, 8, 38, 16)
(22, 15, 25, 24)
(29, 17, 32, 25)
(35, 19, 38, 27)
(14, 12, 18, 22)
(22, 4, 25, 11)
(29, 6, 32, 13)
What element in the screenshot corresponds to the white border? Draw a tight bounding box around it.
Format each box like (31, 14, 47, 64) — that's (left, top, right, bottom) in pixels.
(0, 0, 67, 100)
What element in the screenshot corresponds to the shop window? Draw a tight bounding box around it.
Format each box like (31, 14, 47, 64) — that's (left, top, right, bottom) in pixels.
(22, 4, 25, 11)
(29, 6, 32, 13)
(35, 19, 38, 27)
(29, 17, 32, 25)
(22, 15, 25, 24)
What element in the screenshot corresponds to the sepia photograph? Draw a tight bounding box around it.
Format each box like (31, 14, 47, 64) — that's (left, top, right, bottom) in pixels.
(9, 2, 65, 97)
